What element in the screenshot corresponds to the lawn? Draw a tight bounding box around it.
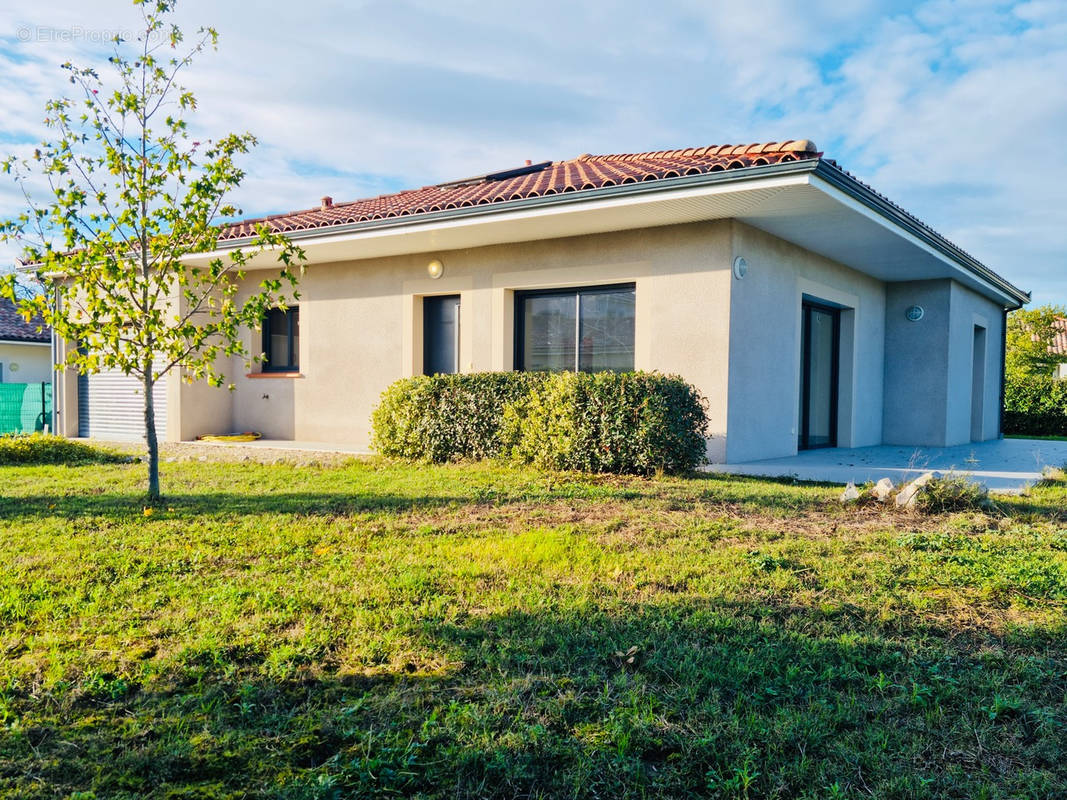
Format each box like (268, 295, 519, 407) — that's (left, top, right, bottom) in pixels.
(1, 453, 1066, 799)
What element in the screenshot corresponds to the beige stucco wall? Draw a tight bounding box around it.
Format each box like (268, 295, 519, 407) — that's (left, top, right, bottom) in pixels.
(181, 221, 735, 457)
(0, 341, 51, 384)
(166, 289, 236, 442)
(726, 222, 887, 463)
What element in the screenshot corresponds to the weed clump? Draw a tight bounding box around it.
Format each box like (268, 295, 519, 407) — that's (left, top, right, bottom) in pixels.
(915, 475, 991, 514)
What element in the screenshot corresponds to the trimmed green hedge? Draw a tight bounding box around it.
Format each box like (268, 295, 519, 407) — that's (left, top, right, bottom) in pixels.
(502, 371, 710, 474)
(372, 371, 709, 474)
(1004, 373, 1067, 437)
(371, 373, 548, 463)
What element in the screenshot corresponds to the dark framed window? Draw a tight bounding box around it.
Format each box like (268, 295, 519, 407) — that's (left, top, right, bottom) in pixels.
(515, 284, 635, 372)
(423, 295, 460, 375)
(262, 307, 299, 371)
(798, 301, 840, 450)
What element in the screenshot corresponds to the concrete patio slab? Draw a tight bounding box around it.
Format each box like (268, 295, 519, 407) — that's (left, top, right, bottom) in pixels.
(705, 438, 1067, 493)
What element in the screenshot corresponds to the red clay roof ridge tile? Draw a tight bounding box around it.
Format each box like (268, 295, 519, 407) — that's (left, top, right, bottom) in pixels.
(589, 140, 817, 163)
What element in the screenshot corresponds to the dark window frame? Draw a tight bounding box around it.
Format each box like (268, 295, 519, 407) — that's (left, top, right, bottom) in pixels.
(423, 294, 461, 376)
(798, 300, 840, 451)
(262, 306, 299, 372)
(514, 283, 636, 373)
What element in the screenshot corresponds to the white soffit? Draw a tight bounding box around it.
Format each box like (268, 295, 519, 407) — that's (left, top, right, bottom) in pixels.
(737, 177, 1014, 304)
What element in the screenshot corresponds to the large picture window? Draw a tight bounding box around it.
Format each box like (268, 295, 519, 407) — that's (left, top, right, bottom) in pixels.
(515, 284, 635, 372)
(262, 307, 299, 372)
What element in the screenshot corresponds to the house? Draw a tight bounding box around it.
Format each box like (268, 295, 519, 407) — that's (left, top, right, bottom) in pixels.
(1053, 318, 1067, 380)
(53, 140, 1030, 462)
(0, 298, 51, 384)
(0, 298, 52, 435)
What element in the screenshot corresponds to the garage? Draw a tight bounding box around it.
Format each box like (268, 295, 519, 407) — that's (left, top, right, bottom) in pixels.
(77, 368, 167, 440)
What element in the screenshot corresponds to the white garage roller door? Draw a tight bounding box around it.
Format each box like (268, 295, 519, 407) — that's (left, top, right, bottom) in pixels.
(78, 368, 167, 440)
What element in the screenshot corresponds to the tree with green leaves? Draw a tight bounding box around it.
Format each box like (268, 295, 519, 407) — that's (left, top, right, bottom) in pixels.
(1006, 304, 1067, 379)
(0, 0, 305, 500)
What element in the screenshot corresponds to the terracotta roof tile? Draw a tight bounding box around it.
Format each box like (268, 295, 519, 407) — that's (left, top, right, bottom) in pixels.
(1052, 318, 1067, 356)
(0, 298, 49, 343)
(217, 140, 822, 241)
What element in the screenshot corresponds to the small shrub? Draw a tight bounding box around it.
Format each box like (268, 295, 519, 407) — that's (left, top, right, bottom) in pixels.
(916, 475, 991, 514)
(371, 372, 547, 462)
(0, 433, 125, 466)
(502, 371, 709, 475)
(372, 371, 709, 475)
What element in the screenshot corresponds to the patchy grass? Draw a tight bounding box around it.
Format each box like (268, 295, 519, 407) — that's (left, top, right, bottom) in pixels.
(1005, 433, 1067, 442)
(1, 455, 1065, 798)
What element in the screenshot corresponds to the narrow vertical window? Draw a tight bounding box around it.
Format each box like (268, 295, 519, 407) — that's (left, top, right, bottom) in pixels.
(423, 295, 461, 375)
(798, 302, 839, 450)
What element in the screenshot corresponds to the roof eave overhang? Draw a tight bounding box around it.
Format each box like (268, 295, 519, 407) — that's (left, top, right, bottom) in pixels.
(190, 158, 1029, 309)
(809, 161, 1029, 308)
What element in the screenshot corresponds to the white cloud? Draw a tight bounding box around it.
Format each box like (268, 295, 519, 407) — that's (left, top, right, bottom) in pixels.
(0, 0, 1064, 303)
(780, 1, 1067, 302)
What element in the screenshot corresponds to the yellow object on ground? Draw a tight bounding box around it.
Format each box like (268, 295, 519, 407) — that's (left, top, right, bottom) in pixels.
(196, 432, 262, 443)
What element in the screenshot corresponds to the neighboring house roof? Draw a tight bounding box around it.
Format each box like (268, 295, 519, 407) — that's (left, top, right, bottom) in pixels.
(221, 140, 820, 240)
(0, 298, 50, 343)
(1053, 318, 1067, 355)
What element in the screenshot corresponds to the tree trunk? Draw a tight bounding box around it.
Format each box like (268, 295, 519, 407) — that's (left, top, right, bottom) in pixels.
(143, 372, 160, 501)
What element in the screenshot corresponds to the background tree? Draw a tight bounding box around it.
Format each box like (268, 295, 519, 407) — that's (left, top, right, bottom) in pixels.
(1002, 303, 1067, 438)
(1006, 304, 1067, 379)
(0, 0, 305, 500)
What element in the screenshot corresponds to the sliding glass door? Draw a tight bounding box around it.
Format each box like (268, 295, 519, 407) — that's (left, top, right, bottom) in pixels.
(798, 302, 840, 450)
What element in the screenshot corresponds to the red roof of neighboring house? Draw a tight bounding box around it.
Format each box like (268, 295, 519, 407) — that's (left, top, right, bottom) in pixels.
(218, 140, 821, 241)
(0, 298, 49, 343)
(1053, 318, 1067, 355)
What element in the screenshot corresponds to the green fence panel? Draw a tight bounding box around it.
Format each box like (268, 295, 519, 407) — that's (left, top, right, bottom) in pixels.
(0, 382, 52, 435)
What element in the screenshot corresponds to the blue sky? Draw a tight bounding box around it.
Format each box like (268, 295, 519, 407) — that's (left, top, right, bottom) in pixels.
(1, 0, 1065, 304)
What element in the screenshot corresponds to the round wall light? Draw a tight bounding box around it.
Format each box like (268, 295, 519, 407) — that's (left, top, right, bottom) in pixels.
(732, 256, 748, 280)
(427, 258, 444, 280)
(905, 305, 924, 322)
